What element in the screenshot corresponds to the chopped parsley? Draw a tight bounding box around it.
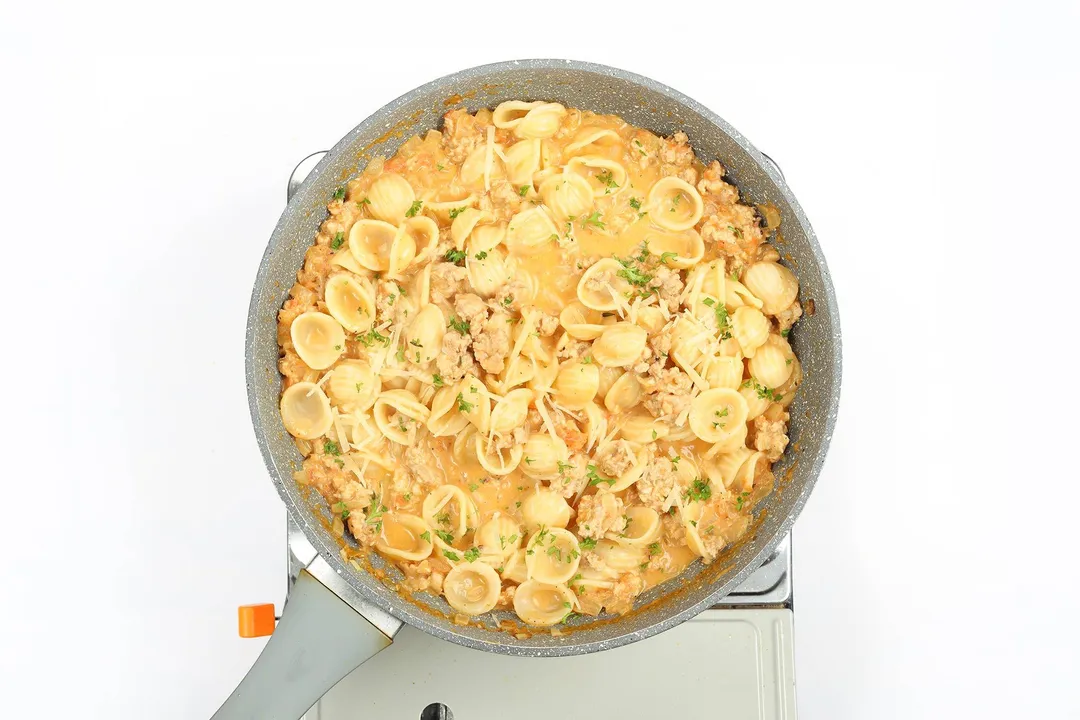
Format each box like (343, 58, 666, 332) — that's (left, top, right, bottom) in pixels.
(727, 224, 743, 239)
(448, 315, 470, 335)
(323, 440, 342, 456)
(468, 483, 479, 492)
(596, 169, 619, 193)
(357, 197, 371, 206)
(670, 455, 681, 467)
(394, 348, 405, 363)
(474, 251, 488, 260)
(356, 328, 391, 348)
(442, 549, 460, 561)
(330, 232, 345, 250)
(524, 456, 535, 465)
(332, 501, 349, 520)
(502, 294, 514, 306)
(582, 210, 606, 230)
(628, 197, 642, 210)
(648, 542, 662, 556)
(444, 248, 467, 264)
(557, 460, 573, 474)
(546, 545, 563, 561)
(464, 547, 481, 562)
(581, 355, 594, 364)
(651, 429, 658, 440)
(684, 477, 712, 503)
(456, 393, 474, 413)
(700, 297, 733, 340)
(518, 185, 530, 196)
(735, 491, 751, 511)
(586, 465, 615, 487)
(355, 382, 364, 393)
(432, 373, 444, 388)
(436, 512, 451, 526)
(659, 251, 678, 265)
(580, 537, 597, 550)
(435, 529, 455, 544)
(420, 530, 431, 542)
(405, 200, 423, 218)
(436, 163, 445, 171)
(366, 501, 386, 531)
(743, 378, 784, 402)
(781, 328, 791, 338)
(448, 206, 467, 220)
(332, 186, 346, 200)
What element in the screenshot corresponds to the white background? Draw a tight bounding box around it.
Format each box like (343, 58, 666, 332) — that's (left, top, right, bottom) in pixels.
(2, 0, 1078, 718)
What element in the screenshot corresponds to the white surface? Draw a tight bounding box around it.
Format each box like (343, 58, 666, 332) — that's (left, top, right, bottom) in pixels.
(1, 1, 1078, 718)
(308, 609, 795, 720)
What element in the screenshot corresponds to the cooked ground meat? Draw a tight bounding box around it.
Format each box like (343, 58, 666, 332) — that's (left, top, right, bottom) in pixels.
(436, 330, 476, 384)
(430, 262, 469, 305)
(575, 493, 626, 539)
(472, 311, 512, 374)
(701, 206, 764, 264)
(607, 572, 645, 615)
(642, 366, 694, 422)
(660, 131, 697, 185)
(552, 452, 590, 498)
(454, 293, 489, 333)
(753, 410, 790, 462)
(696, 160, 740, 205)
(636, 456, 679, 512)
(773, 300, 803, 332)
(486, 178, 524, 222)
(491, 425, 527, 451)
(441, 108, 486, 164)
(493, 280, 527, 312)
(595, 440, 637, 477)
(648, 265, 684, 312)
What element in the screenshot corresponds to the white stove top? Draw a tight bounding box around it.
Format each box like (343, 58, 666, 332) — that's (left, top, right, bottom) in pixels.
(285, 152, 797, 720)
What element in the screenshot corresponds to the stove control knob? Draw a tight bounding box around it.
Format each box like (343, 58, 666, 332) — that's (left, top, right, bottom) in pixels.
(237, 603, 276, 638)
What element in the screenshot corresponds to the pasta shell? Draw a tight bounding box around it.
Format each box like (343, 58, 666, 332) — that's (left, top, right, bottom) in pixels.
(731, 451, 766, 494)
(474, 433, 523, 476)
(366, 173, 416, 224)
(427, 386, 470, 437)
(474, 515, 521, 559)
(577, 258, 634, 312)
(279, 382, 333, 440)
(327, 360, 379, 412)
(386, 227, 417, 279)
(502, 548, 529, 584)
(460, 143, 505, 188)
(492, 100, 542, 130)
(619, 410, 669, 443)
(424, 191, 477, 224)
(324, 273, 375, 334)
(646, 229, 704, 269)
(565, 127, 622, 156)
(423, 484, 480, 544)
(592, 322, 647, 367)
(604, 371, 642, 414)
(520, 489, 572, 533)
(348, 219, 398, 273)
(605, 444, 649, 492)
(567, 155, 627, 197)
(553, 361, 600, 410)
(404, 304, 445, 365)
(452, 426, 478, 465)
(591, 539, 646, 574)
(559, 301, 606, 340)
(732, 306, 770, 358)
(503, 139, 541, 186)
(373, 389, 430, 446)
(725, 279, 765, 310)
(513, 580, 575, 627)
(520, 435, 569, 480)
(489, 388, 533, 433)
(704, 422, 748, 458)
(582, 402, 607, 452)
(706, 447, 754, 489)
(444, 562, 501, 616)
(466, 247, 510, 298)
(524, 528, 581, 584)
(747, 337, 793, 389)
(634, 305, 667, 334)
(455, 374, 491, 432)
(330, 247, 370, 276)
(739, 381, 772, 421)
(702, 354, 745, 391)
(375, 513, 434, 562)
(466, 223, 506, 255)
(505, 207, 558, 250)
(402, 215, 440, 265)
(688, 388, 749, 444)
(647, 176, 704, 232)
(290, 311, 345, 370)
(743, 261, 799, 316)
(595, 366, 622, 401)
(612, 506, 661, 547)
(539, 172, 593, 222)
(514, 102, 566, 140)
(776, 356, 802, 407)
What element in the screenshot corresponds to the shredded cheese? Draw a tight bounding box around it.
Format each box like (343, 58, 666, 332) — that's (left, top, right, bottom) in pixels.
(331, 408, 351, 453)
(534, 394, 560, 442)
(483, 125, 495, 191)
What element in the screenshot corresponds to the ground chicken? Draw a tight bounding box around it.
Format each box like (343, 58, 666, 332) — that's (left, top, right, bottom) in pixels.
(296, 243, 335, 295)
(556, 337, 592, 361)
(436, 330, 476, 384)
(472, 311, 512, 374)
(550, 411, 589, 453)
(774, 300, 803, 332)
(583, 270, 614, 298)
(659, 131, 697, 185)
(345, 511, 379, 549)
(697, 160, 740, 205)
(486, 179, 524, 222)
(552, 453, 590, 498)
(648, 265, 684, 313)
(661, 512, 686, 545)
(636, 456, 679, 512)
(491, 425, 527, 451)
(701, 207, 765, 264)
(607, 572, 645, 615)
(535, 309, 560, 337)
(375, 279, 408, 324)
(441, 108, 486, 164)
(595, 440, 637, 477)
(430, 262, 469, 305)
(404, 445, 444, 491)
(454, 293, 489, 332)
(753, 409, 790, 462)
(648, 322, 675, 359)
(492, 280, 527, 312)
(642, 366, 694, 422)
(496, 584, 516, 610)
(575, 493, 626, 539)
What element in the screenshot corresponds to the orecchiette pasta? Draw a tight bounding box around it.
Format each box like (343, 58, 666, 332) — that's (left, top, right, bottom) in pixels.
(279, 102, 804, 625)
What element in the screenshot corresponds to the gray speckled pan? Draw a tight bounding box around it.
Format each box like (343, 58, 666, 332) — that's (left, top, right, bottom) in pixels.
(246, 60, 841, 658)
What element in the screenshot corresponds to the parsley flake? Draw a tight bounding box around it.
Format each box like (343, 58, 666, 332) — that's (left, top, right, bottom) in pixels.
(330, 232, 345, 250)
(405, 200, 423, 218)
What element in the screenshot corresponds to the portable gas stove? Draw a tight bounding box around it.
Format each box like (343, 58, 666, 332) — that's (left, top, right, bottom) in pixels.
(278, 151, 798, 720)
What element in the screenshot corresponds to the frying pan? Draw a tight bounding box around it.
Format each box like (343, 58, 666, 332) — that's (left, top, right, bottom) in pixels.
(217, 59, 842, 720)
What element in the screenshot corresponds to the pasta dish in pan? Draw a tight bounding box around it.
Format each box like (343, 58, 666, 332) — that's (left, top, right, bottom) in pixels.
(276, 101, 803, 627)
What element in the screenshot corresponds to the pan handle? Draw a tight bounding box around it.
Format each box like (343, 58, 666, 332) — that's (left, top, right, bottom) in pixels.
(211, 563, 397, 720)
